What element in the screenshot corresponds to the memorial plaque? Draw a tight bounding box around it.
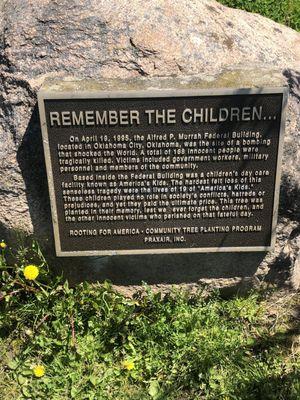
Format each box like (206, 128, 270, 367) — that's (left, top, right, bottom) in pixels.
(38, 85, 287, 256)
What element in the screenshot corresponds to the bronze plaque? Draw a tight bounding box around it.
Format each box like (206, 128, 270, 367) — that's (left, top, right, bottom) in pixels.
(38, 87, 287, 256)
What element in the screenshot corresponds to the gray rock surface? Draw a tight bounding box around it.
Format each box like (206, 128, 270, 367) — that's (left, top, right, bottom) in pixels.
(0, 0, 299, 292)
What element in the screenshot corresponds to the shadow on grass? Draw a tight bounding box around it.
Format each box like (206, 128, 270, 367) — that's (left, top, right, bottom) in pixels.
(164, 301, 300, 399)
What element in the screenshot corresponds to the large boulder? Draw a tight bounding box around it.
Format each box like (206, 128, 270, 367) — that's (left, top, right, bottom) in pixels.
(0, 0, 299, 292)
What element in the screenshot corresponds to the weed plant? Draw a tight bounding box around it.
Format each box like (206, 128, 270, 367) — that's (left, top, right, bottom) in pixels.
(219, 0, 300, 31)
(0, 241, 299, 399)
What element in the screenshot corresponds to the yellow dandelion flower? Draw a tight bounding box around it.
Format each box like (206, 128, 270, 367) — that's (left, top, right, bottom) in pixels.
(23, 264, 39, 280)
(33, 365, 45, 378)
(122, 359, 135, 370)
(0, 241, 7, 249)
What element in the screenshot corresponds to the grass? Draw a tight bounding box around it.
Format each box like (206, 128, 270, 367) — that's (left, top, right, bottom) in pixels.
(218, 0, 300, 31)
(0, 241, 300, 399)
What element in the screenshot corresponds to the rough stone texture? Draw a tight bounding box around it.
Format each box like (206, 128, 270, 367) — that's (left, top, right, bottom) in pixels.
(0, 0, 300, 293)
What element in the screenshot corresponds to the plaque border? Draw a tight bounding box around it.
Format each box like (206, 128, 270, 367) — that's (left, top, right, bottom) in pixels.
(38, 86, 288, 257)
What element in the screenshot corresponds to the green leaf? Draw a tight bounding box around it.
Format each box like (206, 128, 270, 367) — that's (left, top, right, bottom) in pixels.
(7, 360, 18, 370)
(70, 386, 78, 398)
(148, 380, 160, 399)
(21, 386, 31, 398)
(89, 375, 99, 386)
(17, 374, 27, 385)
(22, 369, 33, 376)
